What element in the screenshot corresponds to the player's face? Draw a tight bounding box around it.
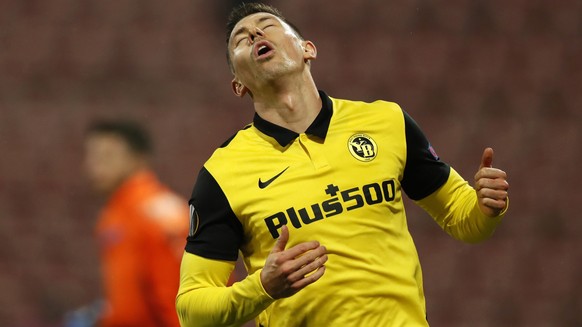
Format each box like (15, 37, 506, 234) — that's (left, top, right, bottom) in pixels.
(228, 13, 315, 95)
(84, 134, 141, 194)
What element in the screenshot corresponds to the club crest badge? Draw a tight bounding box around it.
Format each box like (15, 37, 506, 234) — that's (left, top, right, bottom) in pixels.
(348, 134, 378, 161)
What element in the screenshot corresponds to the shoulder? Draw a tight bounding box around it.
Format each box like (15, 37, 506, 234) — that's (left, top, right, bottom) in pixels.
(331, 96, 404, 119)
(330, 96, 406, 132)
(140, 188, 189, 235)
(217, 124, 253, 149)
(203, 122, 273, 182)
(203, 124, 255, 167)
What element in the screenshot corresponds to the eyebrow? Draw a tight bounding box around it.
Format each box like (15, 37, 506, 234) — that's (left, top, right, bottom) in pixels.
(231, 16, 276, 43)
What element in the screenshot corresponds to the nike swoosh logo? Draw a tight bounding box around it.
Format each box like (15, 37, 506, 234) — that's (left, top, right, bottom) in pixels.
(258, 166, 290, 189)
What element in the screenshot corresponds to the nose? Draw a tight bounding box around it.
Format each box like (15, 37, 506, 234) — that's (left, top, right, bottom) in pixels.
(248, 27, 265, 44)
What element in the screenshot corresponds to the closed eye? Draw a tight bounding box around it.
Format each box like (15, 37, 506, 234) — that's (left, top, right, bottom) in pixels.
(235, 37, 247, 47)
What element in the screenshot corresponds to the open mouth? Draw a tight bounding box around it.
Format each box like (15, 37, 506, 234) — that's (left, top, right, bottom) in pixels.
(258, 45, 270, 56)
(254, 41, 274, 59)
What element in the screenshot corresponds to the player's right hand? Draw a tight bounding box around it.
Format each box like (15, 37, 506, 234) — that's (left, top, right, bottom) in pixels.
(260, 225, 328, 299)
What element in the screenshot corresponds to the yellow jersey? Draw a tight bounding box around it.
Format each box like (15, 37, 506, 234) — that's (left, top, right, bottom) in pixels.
(177, 91, 505, 327)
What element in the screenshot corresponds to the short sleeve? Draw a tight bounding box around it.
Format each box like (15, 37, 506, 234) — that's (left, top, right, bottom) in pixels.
(185, 167, 243, 261)
(401, 111, 450, 201)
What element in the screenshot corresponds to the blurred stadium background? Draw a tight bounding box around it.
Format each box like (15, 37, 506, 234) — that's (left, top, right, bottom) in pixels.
(1, 0, 581, 326)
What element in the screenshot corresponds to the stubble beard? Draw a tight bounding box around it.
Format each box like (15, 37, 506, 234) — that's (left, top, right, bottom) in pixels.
(254, 57, 301, 87)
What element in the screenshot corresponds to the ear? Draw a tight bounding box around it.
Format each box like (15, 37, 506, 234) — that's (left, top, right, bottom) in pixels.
(231, 78, 248, 98)
(302, 40, 317, 62)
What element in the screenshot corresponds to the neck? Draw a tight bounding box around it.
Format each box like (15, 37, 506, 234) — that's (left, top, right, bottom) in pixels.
(252, 73, 321, 134)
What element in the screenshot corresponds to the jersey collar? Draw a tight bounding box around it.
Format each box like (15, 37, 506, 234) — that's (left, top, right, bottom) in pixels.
(252, 90, 333, 147)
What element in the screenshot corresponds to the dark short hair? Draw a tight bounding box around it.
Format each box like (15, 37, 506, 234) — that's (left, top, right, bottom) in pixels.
(225, 2, 304, 71)
(87, 119, 152, 155)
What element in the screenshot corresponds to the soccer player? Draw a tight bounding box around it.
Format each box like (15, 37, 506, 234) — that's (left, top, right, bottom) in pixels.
(176, 3, 509, 326)
(84, 120, 188, 327)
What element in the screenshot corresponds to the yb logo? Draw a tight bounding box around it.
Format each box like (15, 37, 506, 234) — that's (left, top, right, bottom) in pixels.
(348, 134, 377, 161)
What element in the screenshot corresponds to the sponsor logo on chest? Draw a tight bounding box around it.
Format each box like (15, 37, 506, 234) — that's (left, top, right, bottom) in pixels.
(263, 180, 396, 238)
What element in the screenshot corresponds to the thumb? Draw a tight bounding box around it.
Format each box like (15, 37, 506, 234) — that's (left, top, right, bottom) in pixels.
(480, 147, 494, 169)
(271, 225, 289, 253)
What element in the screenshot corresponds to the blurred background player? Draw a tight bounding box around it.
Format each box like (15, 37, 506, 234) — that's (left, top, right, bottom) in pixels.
(80, 119, 188, 327)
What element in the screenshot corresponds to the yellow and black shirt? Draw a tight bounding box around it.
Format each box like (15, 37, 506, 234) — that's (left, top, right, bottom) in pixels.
(177, 91, 505, 327)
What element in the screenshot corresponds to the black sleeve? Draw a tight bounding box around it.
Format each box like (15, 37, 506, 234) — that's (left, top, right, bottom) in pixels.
(401, 111, 451, 201)
(185, 167, 243, 261)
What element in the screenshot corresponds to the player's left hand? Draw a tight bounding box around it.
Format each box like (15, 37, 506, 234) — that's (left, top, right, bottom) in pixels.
(474, 147, 509, 217)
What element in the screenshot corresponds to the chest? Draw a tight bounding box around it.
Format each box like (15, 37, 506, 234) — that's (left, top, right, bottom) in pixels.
(223, 124, 406, 251)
